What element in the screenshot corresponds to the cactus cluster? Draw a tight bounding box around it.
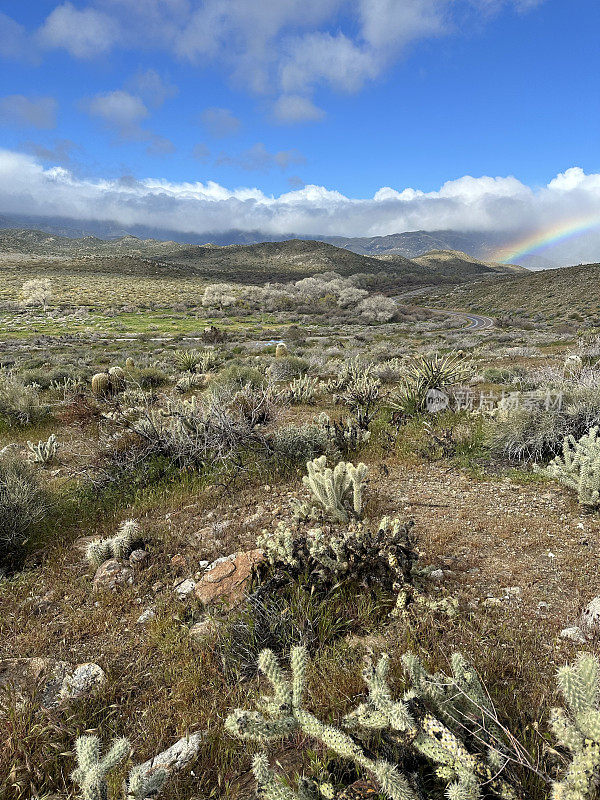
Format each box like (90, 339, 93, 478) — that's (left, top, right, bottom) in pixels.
(92, 367, 126, 398)
(550, 653, 600, 799)
(86, 520, 141, 568)
(280, 375, 321, 405)
(27, 433, 59, 464)
(537, 426, 600, 509)
(257, 516, 417, 592)
(316, 413, 371, 456)
(226, 647, 520, 800)
(296, 456, 368, 523)
(71, 734, 167, 800)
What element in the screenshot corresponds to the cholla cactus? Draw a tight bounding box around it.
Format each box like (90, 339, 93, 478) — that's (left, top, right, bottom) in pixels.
(126, 764, 168, 800)
(226, 647, 419, 800)
(71, 735, 168, 800)
(227, 648, 520, 800)
(537, 427, 600, 509)
(86, 520, 141, 567)
(336, 372, 382, 430)
(257, 516, 417, 592)
(316, 413, 371, 456)
(71, 735, 130, 800)
(27, 433, 59, 465)
(280, 375, 320, 405)
(298, 456, 368, 523)
(550, 653, 600, 799)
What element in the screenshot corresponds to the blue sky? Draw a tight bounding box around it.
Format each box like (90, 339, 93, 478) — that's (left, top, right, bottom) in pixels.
(1, 0, 600, 240)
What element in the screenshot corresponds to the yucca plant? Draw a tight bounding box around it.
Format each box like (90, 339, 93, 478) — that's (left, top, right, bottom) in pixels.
(390, 351, 470, 416)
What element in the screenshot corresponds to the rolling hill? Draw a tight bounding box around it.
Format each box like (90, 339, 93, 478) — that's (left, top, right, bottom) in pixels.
(422, 261, 600, 326)
(0, 228, 527, 289)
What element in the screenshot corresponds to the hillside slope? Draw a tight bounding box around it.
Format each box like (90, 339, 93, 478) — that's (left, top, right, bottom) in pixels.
(410, 249, 527, 277)
(0, 229, 525, 288)
(423, 261, 600, 324)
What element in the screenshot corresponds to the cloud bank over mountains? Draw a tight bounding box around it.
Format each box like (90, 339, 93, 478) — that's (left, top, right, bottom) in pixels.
(1, 148, 599, 249)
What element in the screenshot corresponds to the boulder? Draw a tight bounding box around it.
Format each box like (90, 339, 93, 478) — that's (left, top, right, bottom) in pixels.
(194, 550, 263, 607)
(0, 657, 105, 708)
(136, 733, 202, 779)
(174, 578, 196, 599)
(59, 663, 106, 702)
(93, 558, 133, 591)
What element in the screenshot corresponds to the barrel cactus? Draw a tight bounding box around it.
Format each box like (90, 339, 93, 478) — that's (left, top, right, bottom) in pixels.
(91, 372, 112, 398)
(275, 343, 288, 358)
(108, 366, 126, 392)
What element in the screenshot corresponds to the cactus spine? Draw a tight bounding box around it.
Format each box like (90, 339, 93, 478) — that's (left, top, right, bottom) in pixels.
(71, 735, 130, 800)
(71, 734, 168, 800)
(537, 427, 600, 509)
(550, 653, 600, 799)
(86, 520, 141, 567)
(301, 456, 368, 522)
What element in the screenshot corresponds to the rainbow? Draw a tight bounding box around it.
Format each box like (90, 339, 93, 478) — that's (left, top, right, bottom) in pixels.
(493, 215, 600, 264)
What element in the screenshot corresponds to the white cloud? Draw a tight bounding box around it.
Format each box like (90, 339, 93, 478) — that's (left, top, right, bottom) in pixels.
(0, 13, 33, 61)
(0, 96, 57, 129)
(4, 149, 600, 257)
(20, 0, 546, 123)
(38, 2, 119, 58)
(200, 107, 242, 138)
(83, 90, 149, 138)
(272, 94, 325, 123)
(125, 69, 178, 108)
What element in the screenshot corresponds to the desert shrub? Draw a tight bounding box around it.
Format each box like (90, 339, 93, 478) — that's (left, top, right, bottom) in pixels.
(356, 294, 397, 322)
(389, 351, 471, 417)
(212, 363, 265, 392)
(489, 389, 600, 463)
(109, 390, 273, 473)
(0, 455, 47, 569)
(267, 355, 310, 381)
(269, 422, 329, 465)
(135, 366, 169, 389)
(20, 366, 88, 390)
(173, 348, 216, 373)
(0, 372, 47, 427)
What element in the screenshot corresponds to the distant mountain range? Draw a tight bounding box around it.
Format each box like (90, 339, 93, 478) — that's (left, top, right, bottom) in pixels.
(0, 212, 581, 269)
(0, 213, 535, 266)
(0, 226, 524, 289)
